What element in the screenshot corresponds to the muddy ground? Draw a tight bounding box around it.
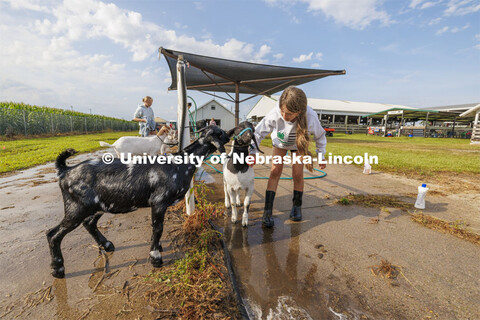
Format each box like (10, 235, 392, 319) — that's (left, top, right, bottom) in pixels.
(0, 147, 479, 319)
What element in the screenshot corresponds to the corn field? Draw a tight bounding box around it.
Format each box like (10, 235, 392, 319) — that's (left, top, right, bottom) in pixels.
(0, 102, 137, 137)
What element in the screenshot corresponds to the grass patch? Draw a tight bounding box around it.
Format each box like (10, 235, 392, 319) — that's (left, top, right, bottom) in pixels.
(341, 194, 414, 212)
(410, 213, 480, 245)
(260, 133, 480, 175)
(336, 197, 351, 205)
(0, 131, 137, 174)
(143, 182, 239, 319)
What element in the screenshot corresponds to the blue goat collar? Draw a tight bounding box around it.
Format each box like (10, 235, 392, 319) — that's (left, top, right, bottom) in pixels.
(234, 127, 253, 140)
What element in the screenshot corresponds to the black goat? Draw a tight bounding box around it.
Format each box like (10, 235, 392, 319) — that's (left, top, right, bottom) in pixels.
(47, 126, 232, 278)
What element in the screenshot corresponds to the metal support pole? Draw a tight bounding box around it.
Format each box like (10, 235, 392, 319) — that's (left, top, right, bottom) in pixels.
(235, 82, 240, 126)
(424, 112, 430, 138)
(177, 55, 195, 216)
(383, 115, 388, 137)
(451, 116, 456, 138)
(399, 113, 404, 137)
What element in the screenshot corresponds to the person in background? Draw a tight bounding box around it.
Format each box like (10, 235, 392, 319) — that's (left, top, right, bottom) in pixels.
(133, 96, 156, 137)
(252, 86, 327, 228)
(209, 117, 217, 126)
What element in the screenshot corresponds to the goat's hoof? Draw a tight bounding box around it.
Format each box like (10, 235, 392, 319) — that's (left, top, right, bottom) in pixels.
(151, 257, 163, 268)
(231, 217, 238, 224)
(52, 267, 65, 278)
(235, 203, 242, 207)
(242, 220, 248, 227)
(103, 241, 115, 252)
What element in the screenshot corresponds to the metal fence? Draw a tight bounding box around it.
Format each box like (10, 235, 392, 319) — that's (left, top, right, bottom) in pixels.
(0, 107, 137, 136)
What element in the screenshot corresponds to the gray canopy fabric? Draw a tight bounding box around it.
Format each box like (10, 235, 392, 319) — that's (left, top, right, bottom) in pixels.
(160, 47, 345, 96)
(159, 47, 346, 125)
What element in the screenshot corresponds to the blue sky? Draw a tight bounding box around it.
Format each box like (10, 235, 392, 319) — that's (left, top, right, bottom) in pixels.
(0, 0, 479, 121)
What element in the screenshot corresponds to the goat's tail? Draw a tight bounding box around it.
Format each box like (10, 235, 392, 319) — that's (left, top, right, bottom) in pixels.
(56, 149, 77, 175)
(99, 141, 113, 147)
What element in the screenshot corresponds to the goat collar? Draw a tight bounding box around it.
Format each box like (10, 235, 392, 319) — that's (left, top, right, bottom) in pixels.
(233, 127, 253, 140)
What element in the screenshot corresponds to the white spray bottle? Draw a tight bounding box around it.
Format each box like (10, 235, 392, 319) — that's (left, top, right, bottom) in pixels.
(414, 184, 429, 209)
(363, 158, 371, 174)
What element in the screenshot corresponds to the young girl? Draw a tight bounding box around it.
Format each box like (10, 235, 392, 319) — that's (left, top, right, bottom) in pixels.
(253, 86, 327, 228)
(133, 96, 156, 137)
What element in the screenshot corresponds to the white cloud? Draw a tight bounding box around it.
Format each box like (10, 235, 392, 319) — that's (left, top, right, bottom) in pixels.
(444, 0, 480, 16)
(420, 1, 437, 9)
(293, 52, 313, 63)
(435, 23, 470, 35)
(305, 0, 391, 29)
(0, 0, 50, 13)
(193, 2, 205, 11)
(380, 43, 400, 53)
(409, 0, 440, 9)
(254, 44, 272, 63)
(451, 23, 470, 32)
(311, 63, 321, 68)
(292, 51, 323, 63)
(475, 34, 480, 41)
(409, 0, 426, 9)
(436, 26, 449, 35)
(266, 0, 391, 29)
(30, 0, 271, 63)
(0, 0, 274, 119)
(273, 53, 284, 60)
(428, 17, 442, 25)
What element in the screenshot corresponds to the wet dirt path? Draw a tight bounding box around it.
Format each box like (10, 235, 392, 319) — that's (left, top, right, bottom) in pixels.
(0, 150, 184, 319)
(206, 146, 480, 319)
(1, 147, 479, 319)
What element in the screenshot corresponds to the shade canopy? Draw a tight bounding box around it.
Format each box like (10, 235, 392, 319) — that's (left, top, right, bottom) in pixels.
(160, 47, 345, 97)
(160, 47, 345, 126)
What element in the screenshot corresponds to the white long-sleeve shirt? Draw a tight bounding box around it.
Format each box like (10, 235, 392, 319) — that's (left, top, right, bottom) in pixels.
(253, 103, 327, 156)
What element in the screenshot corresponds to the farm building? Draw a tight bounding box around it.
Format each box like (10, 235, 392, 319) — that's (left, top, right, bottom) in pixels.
(246, 95, 415, 133)
(247, 96, 478, 139)
(193, 99, 235, 131)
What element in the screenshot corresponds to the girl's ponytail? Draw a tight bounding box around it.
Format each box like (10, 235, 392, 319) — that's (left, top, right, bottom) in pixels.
(296, 112, 313, 172)
(280, 86, 313, 172)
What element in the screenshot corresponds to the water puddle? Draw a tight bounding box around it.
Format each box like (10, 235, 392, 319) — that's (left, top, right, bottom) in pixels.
(196, 165, 370, 319)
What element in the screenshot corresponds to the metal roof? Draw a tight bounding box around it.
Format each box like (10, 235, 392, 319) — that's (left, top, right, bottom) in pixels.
(426, 103, 480, 112)
(459, 104, 480, 117)
(364, 107, 475, 122)
(196, 99, 234, 116)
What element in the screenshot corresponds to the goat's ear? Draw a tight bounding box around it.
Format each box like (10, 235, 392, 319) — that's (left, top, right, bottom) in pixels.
(226, 128, 235, 138)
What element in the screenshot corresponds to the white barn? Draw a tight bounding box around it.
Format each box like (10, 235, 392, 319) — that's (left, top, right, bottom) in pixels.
(247, 95, 414, 126)
(195, 99, 235, 131)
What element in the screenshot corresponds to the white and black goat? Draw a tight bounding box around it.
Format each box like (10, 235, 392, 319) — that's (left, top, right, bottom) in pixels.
(47, 126, 232, 278)
(223, 121, 263, 227)
(99, 125, 178, 157)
